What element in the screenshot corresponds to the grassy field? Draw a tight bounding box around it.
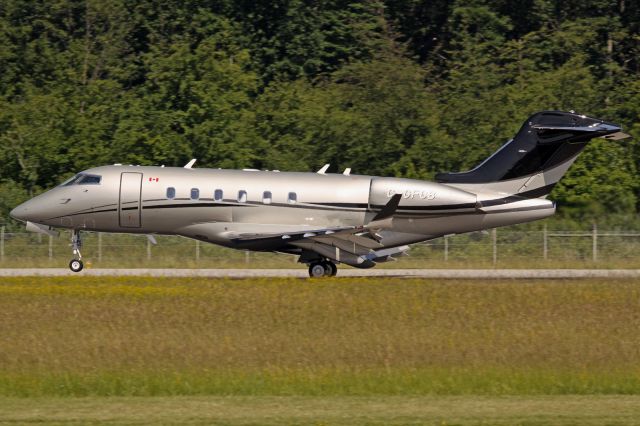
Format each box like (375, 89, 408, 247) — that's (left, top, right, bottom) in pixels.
(2, 395, 640, 425)
(1, 276, 639, 424)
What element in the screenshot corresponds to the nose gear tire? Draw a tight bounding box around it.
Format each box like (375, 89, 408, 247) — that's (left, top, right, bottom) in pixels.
(69, 259, 84, 273)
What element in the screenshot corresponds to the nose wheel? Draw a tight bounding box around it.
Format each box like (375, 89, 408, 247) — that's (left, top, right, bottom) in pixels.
(69, 230, 84, 273)
(308, 260, 338, 277)
(69, 259, 84, 272)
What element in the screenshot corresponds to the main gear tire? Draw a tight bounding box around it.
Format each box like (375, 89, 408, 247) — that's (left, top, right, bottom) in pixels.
(308, 262, 327, 278)
(323, 261, 338, 277)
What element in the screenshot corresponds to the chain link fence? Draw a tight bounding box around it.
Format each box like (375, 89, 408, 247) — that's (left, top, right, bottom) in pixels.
(2, 225, 640, 268)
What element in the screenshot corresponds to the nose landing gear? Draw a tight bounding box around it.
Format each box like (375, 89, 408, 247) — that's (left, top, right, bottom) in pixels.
(69, 230, 84, 272)
(308, 260, 338, 278)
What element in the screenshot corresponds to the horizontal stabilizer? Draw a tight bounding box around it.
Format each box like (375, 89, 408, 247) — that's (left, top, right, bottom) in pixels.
(601, 131, 631, 141)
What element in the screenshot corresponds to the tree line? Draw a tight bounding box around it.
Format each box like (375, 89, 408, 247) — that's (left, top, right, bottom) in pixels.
(1, 0, 639, 226)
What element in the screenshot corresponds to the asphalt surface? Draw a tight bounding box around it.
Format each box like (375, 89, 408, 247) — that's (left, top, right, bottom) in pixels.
(2, 268, 640, 278)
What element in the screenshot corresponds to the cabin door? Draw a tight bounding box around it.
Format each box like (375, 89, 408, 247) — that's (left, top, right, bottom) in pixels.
(119, 172, 143, 228)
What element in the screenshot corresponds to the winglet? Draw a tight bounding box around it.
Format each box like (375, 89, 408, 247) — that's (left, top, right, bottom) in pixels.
(367, 194, 402, 230)
(317, 164, 330, 174)
(184, 159, 197, 169)
(372, 194, 402, 221)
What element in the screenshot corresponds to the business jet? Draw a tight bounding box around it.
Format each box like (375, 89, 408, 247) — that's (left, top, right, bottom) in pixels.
(10, 111, 629, 276)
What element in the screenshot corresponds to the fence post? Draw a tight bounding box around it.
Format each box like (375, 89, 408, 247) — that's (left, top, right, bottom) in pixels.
(543, 224, 548, 261)
(0, 226, 4, 262)
(592, 223, 598, 262)
(196, 240, 200, 261)
(98, 232, 103, 262)
(245, 251, 250, 264)
(444, 235, 449, 262)
(48, 235, 53, 260)
(492, 228, 497, 266)
(147, 237, 152, 260)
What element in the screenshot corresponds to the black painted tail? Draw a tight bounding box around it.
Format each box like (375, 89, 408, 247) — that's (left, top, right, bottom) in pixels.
(436, 111, 624, 186)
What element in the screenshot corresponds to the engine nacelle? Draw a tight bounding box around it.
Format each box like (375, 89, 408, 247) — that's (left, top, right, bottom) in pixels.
(369, 177, 477, 212)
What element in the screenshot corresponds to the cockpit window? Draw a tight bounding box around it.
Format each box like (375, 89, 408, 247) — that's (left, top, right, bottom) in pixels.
(77, 174, 101, 184)
(60, 174, 102, 186)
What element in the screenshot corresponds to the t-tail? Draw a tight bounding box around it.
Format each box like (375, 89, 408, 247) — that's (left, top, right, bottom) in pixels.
(435, 111, 629, 197)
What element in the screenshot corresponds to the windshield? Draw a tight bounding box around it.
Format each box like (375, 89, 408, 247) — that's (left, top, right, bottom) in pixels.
(60, 174, 102, 186)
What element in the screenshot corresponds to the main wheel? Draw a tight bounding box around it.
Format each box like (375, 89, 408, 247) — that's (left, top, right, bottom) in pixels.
(323, 261, 337, 277)
(69, 259, 84, 273)
(308, 263, 326, 278)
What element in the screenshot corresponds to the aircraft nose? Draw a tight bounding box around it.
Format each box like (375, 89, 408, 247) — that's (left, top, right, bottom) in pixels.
(10, 203, 30, 222)
(10, 199, 43, 223)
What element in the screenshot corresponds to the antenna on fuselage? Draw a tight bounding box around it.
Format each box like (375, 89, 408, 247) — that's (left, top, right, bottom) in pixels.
(184, 159, 197, 169)
(343, 168, 351, 176)
(317, 164, 330, 174)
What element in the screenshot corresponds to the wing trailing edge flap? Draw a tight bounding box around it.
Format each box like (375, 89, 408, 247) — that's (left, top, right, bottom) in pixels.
(296, 194, 401, 253)
(293, 239, 409, 268)
(307, 233, 382, 256)
(315, 232, 383, 249)
(290, 194, 404, 265)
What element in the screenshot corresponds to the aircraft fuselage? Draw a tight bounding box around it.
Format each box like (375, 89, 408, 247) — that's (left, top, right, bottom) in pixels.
(11, 165, 554, 252)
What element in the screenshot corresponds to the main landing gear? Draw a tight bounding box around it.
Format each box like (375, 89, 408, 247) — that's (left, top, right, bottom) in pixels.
(69, 230, 83, 272)
(308, 260, 338, 278)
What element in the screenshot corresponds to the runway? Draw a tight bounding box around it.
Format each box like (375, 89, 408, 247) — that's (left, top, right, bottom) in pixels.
(2, 268, 640, 278)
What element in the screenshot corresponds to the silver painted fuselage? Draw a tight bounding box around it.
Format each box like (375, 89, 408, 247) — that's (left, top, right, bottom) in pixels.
(11, 165, 554, 254)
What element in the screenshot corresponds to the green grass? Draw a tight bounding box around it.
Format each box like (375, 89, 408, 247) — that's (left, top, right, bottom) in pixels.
(0, 277, 640, 398)
(2, 277, 639, 424)
(2, 395, 640, 425)
(2, 368, 640, 398)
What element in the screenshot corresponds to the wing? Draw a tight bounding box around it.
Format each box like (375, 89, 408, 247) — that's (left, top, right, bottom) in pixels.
(228, 194, 408, 267)
(230, 224, 381, 252)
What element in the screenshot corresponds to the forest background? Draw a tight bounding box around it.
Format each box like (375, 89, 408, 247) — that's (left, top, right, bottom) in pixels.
(1, 0, 639, 229)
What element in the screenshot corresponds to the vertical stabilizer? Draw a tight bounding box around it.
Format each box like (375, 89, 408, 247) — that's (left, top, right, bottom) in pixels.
(435, 111, 627, 197)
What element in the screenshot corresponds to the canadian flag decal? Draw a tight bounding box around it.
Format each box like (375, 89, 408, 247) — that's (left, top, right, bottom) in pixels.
(148, 177, 159, 182)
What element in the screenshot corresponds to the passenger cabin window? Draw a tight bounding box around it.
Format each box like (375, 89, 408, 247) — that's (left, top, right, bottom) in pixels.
(263, 191, 272, 205)
(288, 192, 297, 204)
(238, 190, 247, 203)
(190, 188, 200, 200)
(166, 187, 176, 199)
(214, 189, 223, 201)
(61, 174, 102, 186)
